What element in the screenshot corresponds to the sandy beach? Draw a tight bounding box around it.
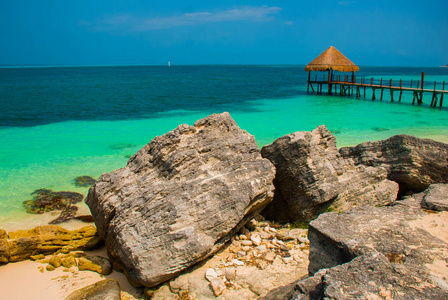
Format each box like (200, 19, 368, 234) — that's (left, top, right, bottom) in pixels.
(0, 247, 143, 300)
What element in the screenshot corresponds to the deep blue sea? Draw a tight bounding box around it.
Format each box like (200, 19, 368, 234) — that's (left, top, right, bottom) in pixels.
(1, 65, 447, 230)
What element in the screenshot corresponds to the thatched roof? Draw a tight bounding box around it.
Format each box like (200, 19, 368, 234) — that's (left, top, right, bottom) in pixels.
(305, 46, 359, 72)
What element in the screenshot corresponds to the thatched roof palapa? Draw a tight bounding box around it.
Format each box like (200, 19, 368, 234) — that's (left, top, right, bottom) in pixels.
(305, 46, 359, 73)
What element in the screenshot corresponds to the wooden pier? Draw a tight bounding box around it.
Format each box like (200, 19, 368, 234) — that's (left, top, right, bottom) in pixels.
(307, 72, 447, 108)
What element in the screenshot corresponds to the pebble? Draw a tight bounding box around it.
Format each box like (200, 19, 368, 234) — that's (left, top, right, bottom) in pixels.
(224, 268, 236, 281)
(239, 234, 248, 240)
(210, 277, 226, 296)
(257, 244, 267, 253)
(241, 240, 253, 246)
(231, 259, 245, 266)
(242, 228, 250, 236)
(242, 246, 251, 252)
(205, 268, 218, 282)
(282, 257, 294, 264)
(237, 251, 246, 258)
(264, 252, 276, 262)
(298, 236, 310, 244)
(250, 234, 261, 246)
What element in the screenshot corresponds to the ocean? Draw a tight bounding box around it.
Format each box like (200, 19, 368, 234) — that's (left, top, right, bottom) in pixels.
(1, 65, 447, 231)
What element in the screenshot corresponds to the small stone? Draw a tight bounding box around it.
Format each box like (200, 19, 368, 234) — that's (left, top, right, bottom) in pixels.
(242, 228, 250, 236)
(61, 256, 77, 268)
(224, 268, 236, 281)
(299, 243, 307, 249)
(231, 259, 245, 266)
(46, 264, 55, 271)
(239, 234, 248, 240)
(237, 251, 246, 258)
(205, 268, 218, 282)
(38, 266, 44, 273)
(298, 236, 310, 244)
(242, 246, 251, 252)
(241, 240, 253, 246)
(30, 254, 45, 261)
(49, 255, 62, 268)
(282, 257, 293, 264)
(250, 234, 261, 246)
(257, 244, 267, 253)
(169, 275, 189, 293)
(210, 277, 226, 296)
(78, 256, 113, 275)
(264, 252, 276, 262)
(269, 227, 278, 233)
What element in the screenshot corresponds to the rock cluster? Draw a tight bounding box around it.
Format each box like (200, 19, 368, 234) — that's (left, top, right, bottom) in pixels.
(86, 112, 275, 288)
(292, 184, 448, 299)
(148, 219, 310, 299)
(22, 188, 84, 224)
(0, 225, 102, 264)
(339, 134, 448, 193)
(73, 175, 97, 187)
(261, 125, 398, 222)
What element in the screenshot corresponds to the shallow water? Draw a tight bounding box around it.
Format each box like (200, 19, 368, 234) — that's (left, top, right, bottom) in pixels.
(1, 65, 447, 230)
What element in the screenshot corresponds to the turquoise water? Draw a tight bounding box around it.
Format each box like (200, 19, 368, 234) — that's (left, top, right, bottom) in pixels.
(0, 65, 447, 230)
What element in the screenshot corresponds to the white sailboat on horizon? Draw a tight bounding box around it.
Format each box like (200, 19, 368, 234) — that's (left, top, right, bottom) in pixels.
(168, 61, 171, 67)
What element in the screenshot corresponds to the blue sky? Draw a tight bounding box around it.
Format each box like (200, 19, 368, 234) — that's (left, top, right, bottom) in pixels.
(1, 0, 447, 66)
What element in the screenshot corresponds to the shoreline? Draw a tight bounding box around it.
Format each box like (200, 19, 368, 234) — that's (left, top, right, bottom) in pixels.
(0, 247, 143, 300)
(1, 130, 448, 233)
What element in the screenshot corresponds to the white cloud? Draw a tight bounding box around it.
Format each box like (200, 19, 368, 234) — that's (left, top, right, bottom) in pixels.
(80, 6, 282, 32)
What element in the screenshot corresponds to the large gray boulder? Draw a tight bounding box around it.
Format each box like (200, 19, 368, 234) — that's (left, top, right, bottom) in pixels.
(303, 184, 448, 298)
(291, 252, 448, 299)
(86, 112, 275, 287)
(339, 134, 448, 193)
(260, 125, 398, 222)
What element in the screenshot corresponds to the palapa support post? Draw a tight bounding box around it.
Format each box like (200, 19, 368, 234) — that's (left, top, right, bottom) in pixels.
(307, 72, 311, 93)
(421, 72, 425, 91)
(380, 78, 384, 101)
(441, 81, 445, 107)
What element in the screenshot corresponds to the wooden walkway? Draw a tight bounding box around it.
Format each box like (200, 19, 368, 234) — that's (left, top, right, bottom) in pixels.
(307, 72, 447, 107)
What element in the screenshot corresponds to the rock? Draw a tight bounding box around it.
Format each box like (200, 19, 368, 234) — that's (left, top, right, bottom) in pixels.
(74, 176, 96, 187)
(78, 256, 113, 275)
(49, 205, 79, 224)
(30, 254, 45, 261)
(210, 277, 226, 296)
(49, 255, 62, 268)
(23, 189, 83, 214)
(241, 240, 253, 246)
(75, 215, 95, 223)
(4, 225, 101, 263)
(61, 255, 77, 268)
(232, 259, 245, 266)
(301, 185, 448, 298)
(339, 134, 448, 193)
(421, 184, 448, 211)
(46, 264, 55, 271)
(261, 125, 398, 222)
(205, 268, 218, 282)
(86, 112, 275, 287)
(23, 188, 84, 224)
(250, 234, 261, 246)
(291, 252, 448, 299)
(0, 229, 6, 239)
(65, 279, 121, 300)
(0, 239, 9, 264)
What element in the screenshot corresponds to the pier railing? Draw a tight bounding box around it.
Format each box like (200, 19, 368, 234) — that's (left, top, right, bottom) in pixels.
(309, 74, 447, 91)
(307, 72, 447, 107)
